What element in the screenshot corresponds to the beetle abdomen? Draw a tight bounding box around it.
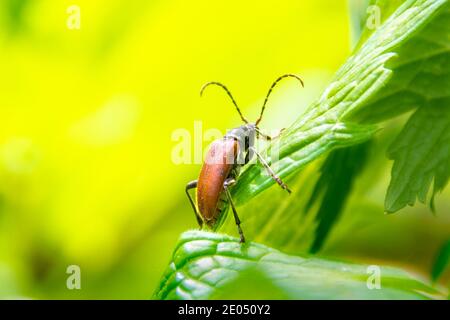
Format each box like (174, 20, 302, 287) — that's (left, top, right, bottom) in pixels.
(197, 138, 238, 226)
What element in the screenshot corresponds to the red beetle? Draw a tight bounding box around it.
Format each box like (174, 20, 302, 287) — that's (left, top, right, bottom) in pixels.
(186, 74, 304, 243)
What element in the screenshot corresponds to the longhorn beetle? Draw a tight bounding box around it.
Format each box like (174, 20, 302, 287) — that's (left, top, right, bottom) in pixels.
(186, 74, 304, 243)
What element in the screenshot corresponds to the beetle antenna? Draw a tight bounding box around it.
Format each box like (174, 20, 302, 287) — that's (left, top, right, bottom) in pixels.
(200, 81, 248, 123)
(255, 74, 304, 126)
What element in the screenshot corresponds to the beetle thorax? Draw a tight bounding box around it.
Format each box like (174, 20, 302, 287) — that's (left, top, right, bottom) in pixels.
(224, 123, 256, 151)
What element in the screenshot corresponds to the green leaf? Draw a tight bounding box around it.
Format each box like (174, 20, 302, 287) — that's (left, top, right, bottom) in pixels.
(231, 0, 449, 206)
(154, 231, 445, 300)
(357, 2, 450, 212)
(386, 103, 450, 212)
(432, 239, 450, 283)
(307, 142, 371, 253)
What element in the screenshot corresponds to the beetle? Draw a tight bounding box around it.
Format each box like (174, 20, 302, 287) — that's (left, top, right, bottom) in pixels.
(185, 74, 304, 243)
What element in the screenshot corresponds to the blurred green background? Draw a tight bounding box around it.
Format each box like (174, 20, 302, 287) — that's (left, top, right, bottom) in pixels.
(0, 0, 448, 299)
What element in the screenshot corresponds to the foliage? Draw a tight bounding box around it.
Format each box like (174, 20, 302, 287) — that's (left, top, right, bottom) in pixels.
(232, 0, 450, 213)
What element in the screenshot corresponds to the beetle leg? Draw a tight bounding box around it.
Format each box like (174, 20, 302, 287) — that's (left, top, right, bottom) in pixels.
(244, 148, 251, 164)
(185, 180, 203, 228)
(223, 178, 245, 243)
(255, 127, 285, 141)
(249, 147, 291, 194)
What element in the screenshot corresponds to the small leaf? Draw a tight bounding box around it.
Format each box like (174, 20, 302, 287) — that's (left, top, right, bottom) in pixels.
(431, 239, 450, 283)
(385, 102, 450, 213)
